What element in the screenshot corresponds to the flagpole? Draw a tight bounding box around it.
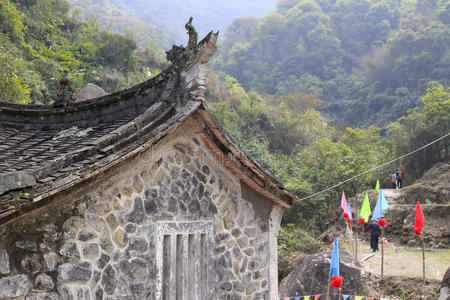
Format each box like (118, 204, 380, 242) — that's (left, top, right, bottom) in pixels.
(326, 271, 332, 300)
(422, 236, 426, 281)
(381, 228, 384, 278)
(355, 195, 359, 261)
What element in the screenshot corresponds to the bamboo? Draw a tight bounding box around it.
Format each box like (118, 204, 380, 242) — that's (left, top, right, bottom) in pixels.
(422, 236, 426, 282)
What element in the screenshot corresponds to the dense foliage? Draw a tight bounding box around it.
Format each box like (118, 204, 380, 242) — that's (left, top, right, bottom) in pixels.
(0, 0, 163, 104)
(212, 0, 450, 126)
(68, 0, 173, 49)
(206, 73, 449, 236)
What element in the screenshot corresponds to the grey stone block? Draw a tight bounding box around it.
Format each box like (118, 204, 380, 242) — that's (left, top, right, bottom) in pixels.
(0, 171, 36, 195)
(0, 274, 30, 298)
(0, 249, 10, 274)
(34, 273, 54, 291)
(58, 262, 92, 282)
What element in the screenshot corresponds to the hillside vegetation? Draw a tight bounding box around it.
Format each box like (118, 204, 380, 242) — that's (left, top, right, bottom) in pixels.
(205, 72, 449, 237)
(212, 0, 450, 126)
(0, 0, 165, 105)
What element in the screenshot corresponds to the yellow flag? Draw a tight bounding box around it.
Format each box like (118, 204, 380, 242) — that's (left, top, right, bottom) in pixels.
(355, 296, 363, 300)
(304, 297, 310, 300)
(360, 192, 372, 222)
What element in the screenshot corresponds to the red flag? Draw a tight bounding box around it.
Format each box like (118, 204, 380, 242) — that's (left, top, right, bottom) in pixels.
(314, 295, 321, 300)
(414, 196, 424, 235)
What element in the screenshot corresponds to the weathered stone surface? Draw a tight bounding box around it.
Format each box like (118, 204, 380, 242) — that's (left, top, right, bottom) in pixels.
(44, 252, 58, 271)
(76, 83, 108, 101)
(279, 251, 367, 297)
(94, 287, 103, 300)
(106, 214, 118, 230)
(0, 274, 30, 298)
(114, 228, 126, 248)
(59, 242, 80, 258)
(25, 292, 60, 300)
(440, 267, 450, 300)
(57, 285, 74, 300)
(119, 258, 147, 281)
(99, 237, 113, 253)
(167, 196, 178, 213)
(16, 240, 38, 251)
(130, 283, 146, 298)
(101, 264, 117, 294)
(58, 262, 92, 282)
(0, 171, 36, 195)
(78, 231, 97, 242)
(34, 273, 54, 291)
(76, 287, 90, 300)
(97, 253, 110, 269)
(21, 253, 43, 274)
(128, 237, 148, 252)
(128, 197, 145, 224)
(0, 248, 10, 274)
(82, 243, 99, 260)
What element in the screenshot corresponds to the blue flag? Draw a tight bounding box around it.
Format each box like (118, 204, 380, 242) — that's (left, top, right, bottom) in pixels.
(330, 236, 339, 277)
(343, 296, 350, 300)
(294, 297, 301, 300)
(372, 188, 389, 220)
(347, 202, 352, 220)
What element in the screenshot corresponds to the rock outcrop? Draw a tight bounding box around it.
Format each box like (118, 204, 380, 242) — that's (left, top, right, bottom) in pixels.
(76, 83, 108, 102)
(279, 251, 367, 297)
(440, 267, 450, 300)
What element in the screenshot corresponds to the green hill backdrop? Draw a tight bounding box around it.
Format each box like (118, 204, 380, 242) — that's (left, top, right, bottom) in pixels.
(212, 0, 450, 126)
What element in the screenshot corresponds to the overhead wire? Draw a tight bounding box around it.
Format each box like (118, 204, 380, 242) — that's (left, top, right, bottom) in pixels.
(298, 132, 450, 201)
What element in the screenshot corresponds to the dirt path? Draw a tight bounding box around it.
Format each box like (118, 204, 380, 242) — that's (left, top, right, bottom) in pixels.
(341, 236, 449, 279)
(382, 188, 403, 207)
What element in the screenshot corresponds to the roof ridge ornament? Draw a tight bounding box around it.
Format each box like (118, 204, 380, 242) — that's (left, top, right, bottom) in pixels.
(185, 17, 198, 54)
(165, 18, 219, 102)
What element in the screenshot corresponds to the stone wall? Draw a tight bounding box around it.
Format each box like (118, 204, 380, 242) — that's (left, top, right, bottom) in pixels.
(0, 124, 281, 299)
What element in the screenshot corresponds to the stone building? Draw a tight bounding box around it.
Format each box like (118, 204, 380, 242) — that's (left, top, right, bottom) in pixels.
(0, 23, 298, 299)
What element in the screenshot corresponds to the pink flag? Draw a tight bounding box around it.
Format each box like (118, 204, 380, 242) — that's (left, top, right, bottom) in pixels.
(341, 191, 348, 214)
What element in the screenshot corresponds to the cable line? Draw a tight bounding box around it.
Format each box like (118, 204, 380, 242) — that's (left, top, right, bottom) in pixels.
(299, 132, 450, 201)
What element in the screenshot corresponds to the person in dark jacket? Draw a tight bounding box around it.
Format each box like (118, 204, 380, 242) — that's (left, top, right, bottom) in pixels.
(365, 220, 381, 252)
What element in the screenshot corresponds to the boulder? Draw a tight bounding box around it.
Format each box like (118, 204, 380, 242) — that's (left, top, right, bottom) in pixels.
(279, 251, 367, 297)
(439, 267, 450, 300)
(76, 83, 108, 102)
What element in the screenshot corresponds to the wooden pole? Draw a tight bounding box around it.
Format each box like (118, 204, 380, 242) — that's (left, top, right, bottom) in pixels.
(350, 231, 354, 257)
(422, 236, 426, 282)
(355, 225, 359, 262)
(355, 196, 359, 261)
(381, 229, 384, 278)
(326, 271, 332, 300)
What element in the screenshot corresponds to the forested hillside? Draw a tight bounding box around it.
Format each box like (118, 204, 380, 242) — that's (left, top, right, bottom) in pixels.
(0, 0, 164, 105)
(212, 0, 450, 126)
(67, 0, 278, 46)
(68, 0, 173, 49)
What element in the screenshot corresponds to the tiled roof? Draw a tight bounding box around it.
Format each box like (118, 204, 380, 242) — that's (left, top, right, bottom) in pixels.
(0, 29, 298, 223)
